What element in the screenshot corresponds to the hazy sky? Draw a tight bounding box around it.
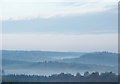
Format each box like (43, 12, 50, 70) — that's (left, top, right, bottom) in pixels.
(0, 0, 118, 52)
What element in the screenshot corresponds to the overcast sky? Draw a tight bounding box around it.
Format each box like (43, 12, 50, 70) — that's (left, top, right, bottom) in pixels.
(0, 0, 118, 52)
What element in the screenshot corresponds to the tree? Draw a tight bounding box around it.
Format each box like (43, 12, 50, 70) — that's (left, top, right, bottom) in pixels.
(76, 72, 81, 77)
(84, 72, 90, 77)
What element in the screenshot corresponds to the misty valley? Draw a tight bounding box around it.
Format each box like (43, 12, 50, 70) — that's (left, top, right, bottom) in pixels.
(1, 50, 118, 82)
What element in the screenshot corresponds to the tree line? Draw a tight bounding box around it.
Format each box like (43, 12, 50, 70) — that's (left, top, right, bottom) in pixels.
(2, 72, 118, 82)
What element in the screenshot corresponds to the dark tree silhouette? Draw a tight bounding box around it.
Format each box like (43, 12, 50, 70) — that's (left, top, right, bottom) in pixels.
(2, 72, 118, 82)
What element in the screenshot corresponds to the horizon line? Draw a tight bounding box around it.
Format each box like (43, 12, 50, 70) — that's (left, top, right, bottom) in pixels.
(0, 49, 118, 53)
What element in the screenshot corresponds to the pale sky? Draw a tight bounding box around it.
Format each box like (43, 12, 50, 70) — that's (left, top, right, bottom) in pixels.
(0, 0, 118, 20)
(2, 33, 118, 52)
(0, 0, 118, 52)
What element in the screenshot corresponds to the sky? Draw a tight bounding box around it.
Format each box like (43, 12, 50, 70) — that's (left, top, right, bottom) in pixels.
(0, 0, 118, 52)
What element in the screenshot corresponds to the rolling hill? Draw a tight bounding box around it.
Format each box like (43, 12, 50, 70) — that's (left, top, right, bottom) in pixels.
(63, 52, 118, 66)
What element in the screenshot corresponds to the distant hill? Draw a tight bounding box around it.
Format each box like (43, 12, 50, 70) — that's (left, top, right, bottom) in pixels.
(2, 50, 118, 66)
(2, 50, 83, 62)
(2, 50, 118, 75)
(27, 61, 117, 73)
(2, 60, 117, 75)
(63, 52, 118, 66)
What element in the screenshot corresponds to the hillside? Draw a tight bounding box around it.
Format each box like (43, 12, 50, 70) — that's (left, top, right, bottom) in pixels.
(63, 52, 118, 66)
(2, 50, 118, 75)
